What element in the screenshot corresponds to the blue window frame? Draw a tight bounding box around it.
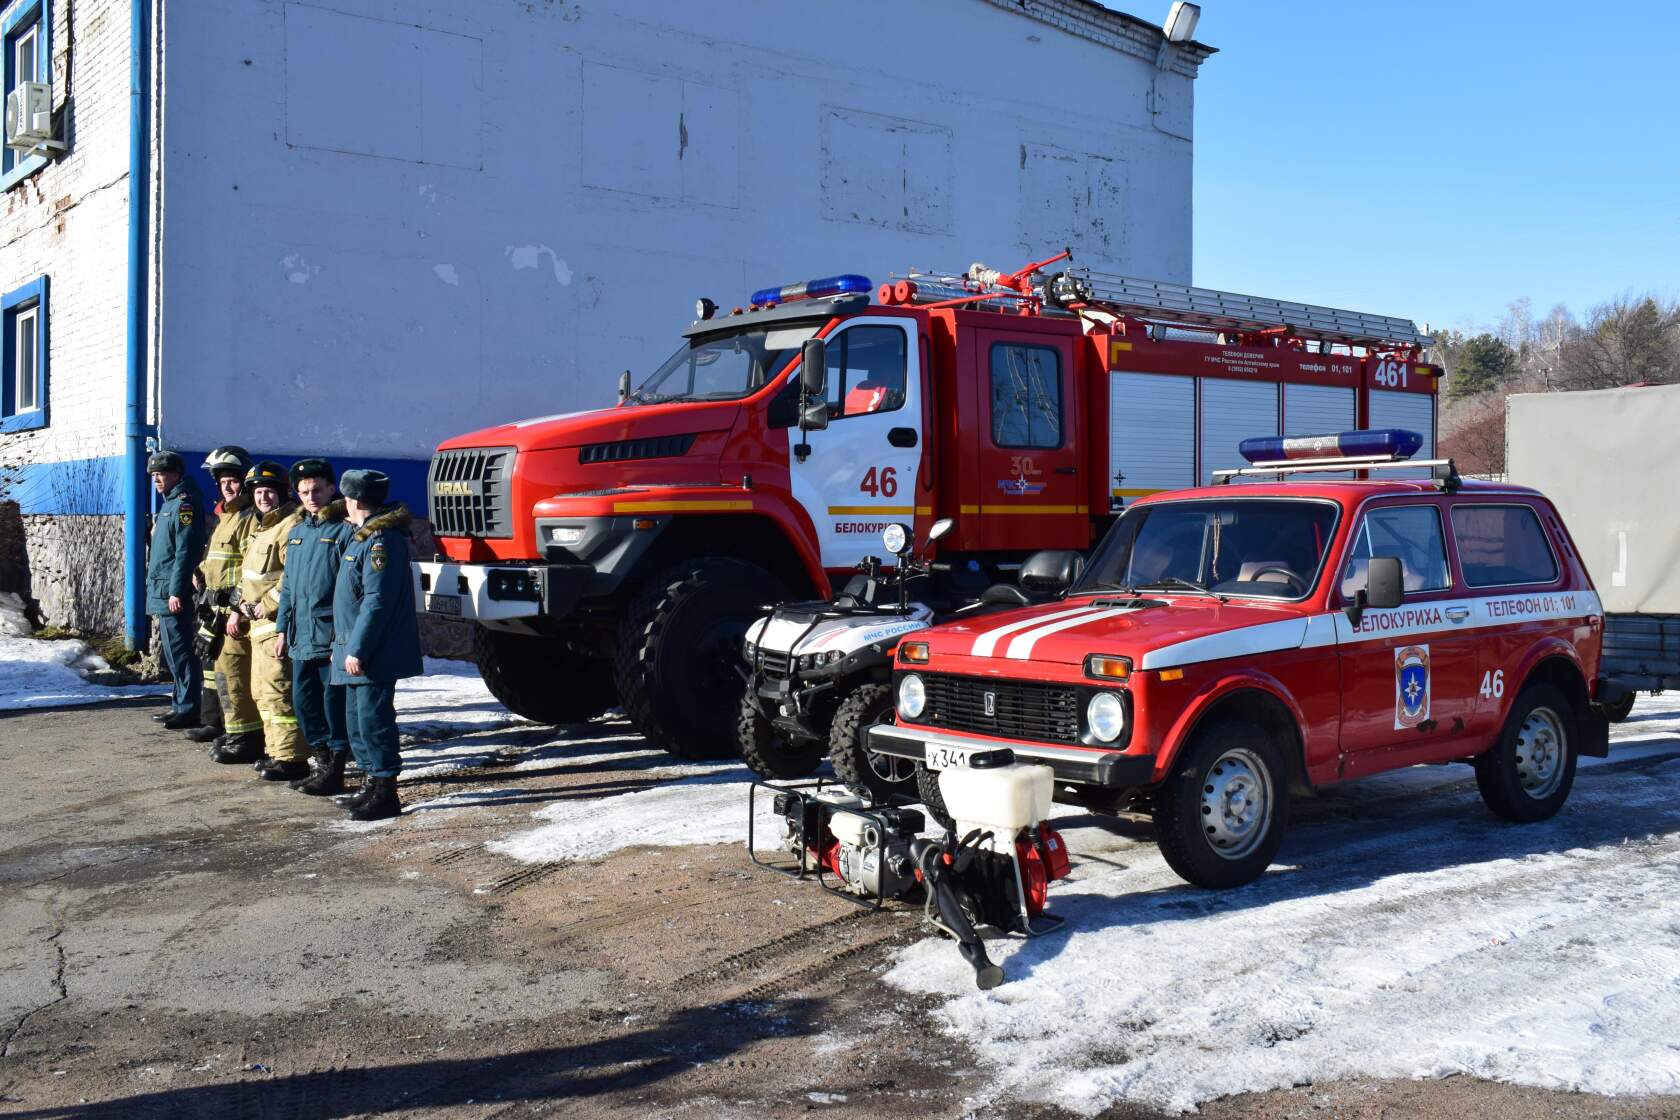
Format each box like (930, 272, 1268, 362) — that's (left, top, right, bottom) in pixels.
(2, 0, 52, 190)
(2, 275, 48, 432)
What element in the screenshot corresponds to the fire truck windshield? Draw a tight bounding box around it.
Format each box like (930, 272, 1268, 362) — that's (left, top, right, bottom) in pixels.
(1074, 498, 1340, 601)
(627, 324, 817, 405)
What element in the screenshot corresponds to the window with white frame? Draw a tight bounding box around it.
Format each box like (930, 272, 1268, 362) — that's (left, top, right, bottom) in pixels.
(2, 275, 47, 431)
(2, 0, 50, 185)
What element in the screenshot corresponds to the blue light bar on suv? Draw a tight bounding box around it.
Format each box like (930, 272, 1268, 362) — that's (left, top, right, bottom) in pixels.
(750, 274, 873, 307)
(1239, 428, 1424, 464)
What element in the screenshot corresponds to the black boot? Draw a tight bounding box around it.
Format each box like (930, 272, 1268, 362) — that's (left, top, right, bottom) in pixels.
(257, 758, 311, 782)
(162, 711, 202, 731)
(186, 724, 221, 743)
(289, 746, 331, 789)
(296, 750, 347, 796)
(335, 775, 376, 810)
(349, 776, 401, 822)
(211, 731, 265, 764)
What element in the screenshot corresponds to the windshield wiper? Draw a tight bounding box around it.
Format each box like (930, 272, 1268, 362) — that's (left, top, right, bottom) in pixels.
(1071, 582, 1138, 596)
(626, 389, 684, 405)
(1136, 577, 1228, 603)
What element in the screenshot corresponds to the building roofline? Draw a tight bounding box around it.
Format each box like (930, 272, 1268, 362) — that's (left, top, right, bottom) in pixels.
(975, 0, 1217, 77)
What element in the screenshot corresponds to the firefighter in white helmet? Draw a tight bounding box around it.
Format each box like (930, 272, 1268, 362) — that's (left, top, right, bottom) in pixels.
(234, 461, 310, 780)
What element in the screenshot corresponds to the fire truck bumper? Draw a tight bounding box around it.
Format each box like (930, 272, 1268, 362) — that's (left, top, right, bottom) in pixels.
(414, 560, 593, 623)
(867, 723, 1158, 788)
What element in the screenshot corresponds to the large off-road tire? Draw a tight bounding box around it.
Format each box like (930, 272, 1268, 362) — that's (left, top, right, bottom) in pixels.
(616, 557, 787, 760)
(736, 693, 826, 779)
(1602, 692, 1636, 724)
(1475, 682, 1578, 822)
(830, 684, 916, 803)
(473, 626, 616, 725)
(1153, 719, 1290, 890)
(915, 763, 954, 831)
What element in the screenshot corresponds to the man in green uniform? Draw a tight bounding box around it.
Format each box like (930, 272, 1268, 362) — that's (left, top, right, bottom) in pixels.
(331, 469, 422, 821)
(273, 458, 354, 795)
(189, 446, 263, 753)
(145, 450, 208, 729)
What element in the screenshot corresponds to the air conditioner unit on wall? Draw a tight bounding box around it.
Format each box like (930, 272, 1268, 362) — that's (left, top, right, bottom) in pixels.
(5, 81, 63, 154)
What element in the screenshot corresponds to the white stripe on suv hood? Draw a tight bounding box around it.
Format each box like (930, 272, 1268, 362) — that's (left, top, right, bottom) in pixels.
(1003, 606, 1141, 660)
(970, 604, 1110, 658)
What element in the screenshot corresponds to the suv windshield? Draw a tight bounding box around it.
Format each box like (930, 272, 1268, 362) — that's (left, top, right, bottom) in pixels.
(628, 324, 817, 405)
(1074, 499, 1339, 600)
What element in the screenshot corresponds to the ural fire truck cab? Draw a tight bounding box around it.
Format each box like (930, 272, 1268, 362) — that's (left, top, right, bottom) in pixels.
(870, 431, 1610, 889)
(416, 254, 1442, 762)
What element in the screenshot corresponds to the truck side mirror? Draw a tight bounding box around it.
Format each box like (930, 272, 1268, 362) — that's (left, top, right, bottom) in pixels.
(799, 398, 829, 432)
(1366, 556, 1404, 609)
(800, 338, 827, 397)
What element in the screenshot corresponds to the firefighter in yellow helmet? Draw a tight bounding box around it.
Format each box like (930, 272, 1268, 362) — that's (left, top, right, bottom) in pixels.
(193, 446, 266, 761)
(234, 460, 309, 780)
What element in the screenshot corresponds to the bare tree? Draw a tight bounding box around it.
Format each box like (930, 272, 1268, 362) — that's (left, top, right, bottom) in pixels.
(1554, 295, 1680, 390)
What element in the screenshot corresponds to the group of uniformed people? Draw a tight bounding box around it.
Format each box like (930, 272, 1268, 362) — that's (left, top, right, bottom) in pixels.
(144, 446, 423, 821)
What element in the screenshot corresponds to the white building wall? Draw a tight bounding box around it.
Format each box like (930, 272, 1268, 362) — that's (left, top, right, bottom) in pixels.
(157, 0, 1203, 471)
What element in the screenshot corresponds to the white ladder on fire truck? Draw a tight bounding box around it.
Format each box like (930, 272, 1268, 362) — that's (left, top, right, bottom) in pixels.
(900, 265, 1433, 352)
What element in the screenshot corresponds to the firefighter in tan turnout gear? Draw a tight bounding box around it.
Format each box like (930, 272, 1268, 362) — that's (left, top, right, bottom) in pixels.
(192, 446, 265, 758)
(235, 461, 310, 781)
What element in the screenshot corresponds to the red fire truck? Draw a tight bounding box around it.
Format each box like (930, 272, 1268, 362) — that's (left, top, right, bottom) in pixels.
(415, 254, 1440, 760)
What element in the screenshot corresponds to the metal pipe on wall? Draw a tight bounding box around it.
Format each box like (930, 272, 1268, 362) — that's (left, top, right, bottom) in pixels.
(122, 0, 151, 650)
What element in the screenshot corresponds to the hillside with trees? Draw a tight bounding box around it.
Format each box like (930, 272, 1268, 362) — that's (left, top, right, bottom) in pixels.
(1431, 295, 1680, 475)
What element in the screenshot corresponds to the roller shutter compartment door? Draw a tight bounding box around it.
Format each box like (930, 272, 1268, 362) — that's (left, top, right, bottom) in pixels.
(1284, 384, 1358, 478)
(1109, 372, 1195, 505)
(1368, 389, 1437, 479)
(1200, 379, 1279, 484)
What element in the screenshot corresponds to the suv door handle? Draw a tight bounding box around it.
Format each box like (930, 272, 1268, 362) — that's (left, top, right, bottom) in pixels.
(1445, 607, 1470, 622)
(887, 427, 918, 448)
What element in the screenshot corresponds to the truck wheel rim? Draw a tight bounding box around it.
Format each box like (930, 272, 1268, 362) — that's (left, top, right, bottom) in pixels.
(1515, 706, 1567, 799)
(1200, 748, 1272, 860)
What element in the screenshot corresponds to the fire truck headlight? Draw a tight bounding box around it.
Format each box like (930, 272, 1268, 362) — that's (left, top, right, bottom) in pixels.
(1087, 692, 1126, 743)
(897, 674, 926, 720)
(546, 525, 587, 547)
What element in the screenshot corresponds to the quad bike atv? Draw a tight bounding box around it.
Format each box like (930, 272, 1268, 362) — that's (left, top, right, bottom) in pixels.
(738, 519, 958, 800)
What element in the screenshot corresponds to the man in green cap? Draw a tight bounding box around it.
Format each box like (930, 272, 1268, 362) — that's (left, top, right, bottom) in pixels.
(273, 458, 355, 795)
(145, 450, 208, 729)
(331, 469, 422, 821)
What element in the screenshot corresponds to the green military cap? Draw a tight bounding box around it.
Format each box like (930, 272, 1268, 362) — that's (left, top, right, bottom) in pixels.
(340, 468, 390, 506)
(289, 457, 335, 487)
(146, 450, 185, 474)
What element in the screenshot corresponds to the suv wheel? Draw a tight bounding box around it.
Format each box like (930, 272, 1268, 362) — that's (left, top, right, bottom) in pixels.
(1153, 719, 1290, 889)
(915, 763, 954, 831)
(829, 684, 916, 803)
(615, 557, 786, 760)
(1475, 682, 1578, 822)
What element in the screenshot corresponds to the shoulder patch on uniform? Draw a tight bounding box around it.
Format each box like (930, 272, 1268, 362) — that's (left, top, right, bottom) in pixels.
(370, 541, 387, 572)
(178, 507, 194, 527)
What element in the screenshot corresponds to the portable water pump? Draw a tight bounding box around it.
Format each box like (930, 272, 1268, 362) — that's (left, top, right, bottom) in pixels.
(750, 748, 1069, 989)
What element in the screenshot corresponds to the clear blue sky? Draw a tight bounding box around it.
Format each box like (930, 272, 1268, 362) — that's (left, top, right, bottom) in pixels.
(1189, 1, 1679, 334)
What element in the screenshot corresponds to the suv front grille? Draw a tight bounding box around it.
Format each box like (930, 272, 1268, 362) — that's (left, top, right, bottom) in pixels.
(918, 673, 1081, 745)
(429, 446, 516, 538)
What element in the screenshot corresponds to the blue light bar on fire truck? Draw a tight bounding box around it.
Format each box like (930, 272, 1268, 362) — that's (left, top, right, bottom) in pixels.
(750, 274, 873, 307)
(1213, 428, 1459, 489)
(1238, 428, 1423, 464)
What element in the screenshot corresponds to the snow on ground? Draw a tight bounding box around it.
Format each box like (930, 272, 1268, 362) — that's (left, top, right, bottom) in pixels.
(383, 663, 1680, 1113)
(885, 696, 1680, 1115)
(393, 657, 527, 740)
(0, 636, 168, 710)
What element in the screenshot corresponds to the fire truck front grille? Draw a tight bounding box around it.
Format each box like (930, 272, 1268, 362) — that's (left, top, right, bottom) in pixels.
(429, 447, 516, 538)
(917, 673, 1082, 745)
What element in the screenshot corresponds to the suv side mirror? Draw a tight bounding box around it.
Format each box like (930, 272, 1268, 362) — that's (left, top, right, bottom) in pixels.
(928, 518, 954, 542)
(1366, 556, 1404, 609)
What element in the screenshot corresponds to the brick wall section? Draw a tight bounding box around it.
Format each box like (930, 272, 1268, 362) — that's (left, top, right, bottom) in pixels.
(0, 0, 141, 628)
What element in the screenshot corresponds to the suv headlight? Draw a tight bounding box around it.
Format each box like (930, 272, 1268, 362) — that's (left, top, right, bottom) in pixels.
(897, 674, 926, 720)
(1087, 691, 1126, 742)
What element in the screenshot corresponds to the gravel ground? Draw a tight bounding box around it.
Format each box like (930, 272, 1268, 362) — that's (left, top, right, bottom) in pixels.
(3, 694, 1679, 1119)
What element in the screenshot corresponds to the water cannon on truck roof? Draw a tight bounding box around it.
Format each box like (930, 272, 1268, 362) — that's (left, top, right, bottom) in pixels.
(414, 251, 1442, 762)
